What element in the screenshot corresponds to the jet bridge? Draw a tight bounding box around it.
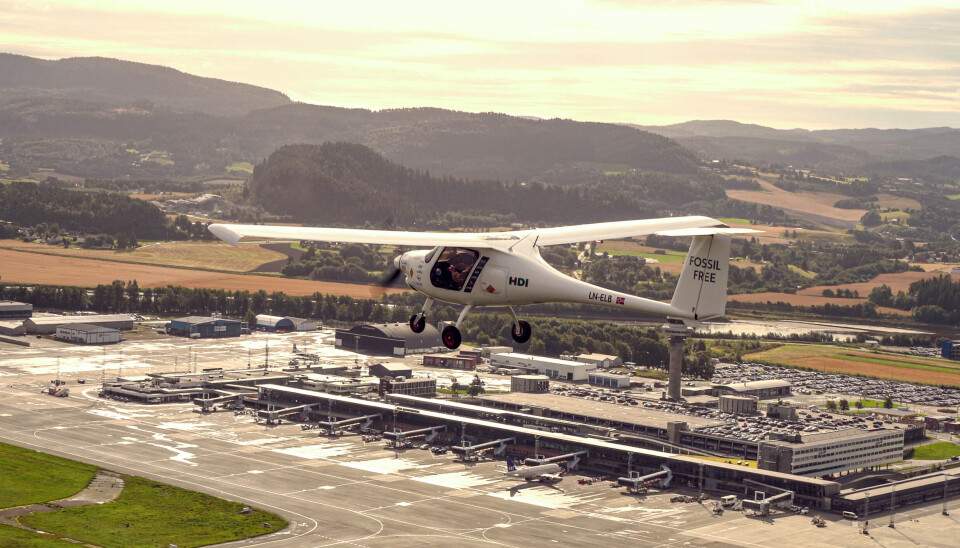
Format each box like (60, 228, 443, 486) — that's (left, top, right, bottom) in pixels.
(742, 479, 794, 515)
(258, 403, 320, 424)
(316, 413, 382, 434)
(524, 451, 589, 470)
(451, 437, 516, 458)
(382, 425, 446, 443)
(193, 391, 246, 412)
(618, 464, 673, 492)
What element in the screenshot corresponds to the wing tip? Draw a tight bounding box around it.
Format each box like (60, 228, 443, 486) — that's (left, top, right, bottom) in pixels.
(208, 224, 241, 247)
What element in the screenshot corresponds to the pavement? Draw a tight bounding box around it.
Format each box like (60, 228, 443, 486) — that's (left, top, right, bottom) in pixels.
(0, 329, 958, 546)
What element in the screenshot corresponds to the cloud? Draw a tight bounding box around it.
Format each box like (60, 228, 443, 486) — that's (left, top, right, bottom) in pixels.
(0, 2, 958, 128)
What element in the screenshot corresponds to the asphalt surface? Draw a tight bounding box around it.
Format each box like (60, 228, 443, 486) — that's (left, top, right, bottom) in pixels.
(1, 329, 957, 547)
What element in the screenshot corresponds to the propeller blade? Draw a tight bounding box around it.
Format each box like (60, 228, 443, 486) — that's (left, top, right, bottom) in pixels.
(378, 267, 405, 287)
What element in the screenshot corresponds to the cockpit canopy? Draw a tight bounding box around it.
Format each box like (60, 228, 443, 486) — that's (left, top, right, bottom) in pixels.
(430, 247, 480, 291)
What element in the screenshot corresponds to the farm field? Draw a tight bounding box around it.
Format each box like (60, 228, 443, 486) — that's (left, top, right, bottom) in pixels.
(599, 240, 762, 274)
(0, 247, 407, 298)
(0, 239, 286, 272)
(127, 192, 193, 201)
(745, 344, 960, 386)
(798, 270, 948, 296)
(726, 178, 866, 223)
(726, 291, 911, 313)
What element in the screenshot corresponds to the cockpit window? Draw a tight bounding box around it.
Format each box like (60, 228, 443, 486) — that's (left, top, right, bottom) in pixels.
(430, 247, 480, 291)
(424, 246, 440, 264)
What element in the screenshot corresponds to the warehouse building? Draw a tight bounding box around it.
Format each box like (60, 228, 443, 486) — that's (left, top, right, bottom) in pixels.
(255, 315, 318, 332)
(713, 379, 791, 399)
(719, 395, 758, 415)
(0, 321, 25, 336)
(571, 353, 622, 369)
(369, 362, 413, 379)
(422, 353, 477, 370)
(335, 323, 441, 356)
(511, 374, 550, 393)
(587, 372, 631, 388)
(0, 300, 32, 320)
(490, 352, 596, 381)
(166, 316, 242, 338)
(379, 377, 437, 397)
(55, 324, 122, 345)
(942, 340, 960, 360)
(758, 428, 904, 477)
(24, 314, 134, 335)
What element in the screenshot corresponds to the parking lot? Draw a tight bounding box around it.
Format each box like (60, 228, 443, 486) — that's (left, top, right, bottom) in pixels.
(714, 362, 960, 408)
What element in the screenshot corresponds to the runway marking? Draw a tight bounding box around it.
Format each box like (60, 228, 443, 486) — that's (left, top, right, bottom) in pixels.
(411, 471, 492, 489)
(157, 421, 215, 431)
(488, 486, 604, 509)
(274, 442, 354, 459)
(340, 457, 435, 474)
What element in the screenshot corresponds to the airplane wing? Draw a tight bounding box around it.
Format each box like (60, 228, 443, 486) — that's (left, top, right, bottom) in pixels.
(208, 216, 732, 249)
(531, 216, 727, 246)
(207, 224, 496, 248)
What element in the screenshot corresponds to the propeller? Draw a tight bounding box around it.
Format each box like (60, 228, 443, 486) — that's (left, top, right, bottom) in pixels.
(378, 253, 406, 287)
(378, 267, 405, 287)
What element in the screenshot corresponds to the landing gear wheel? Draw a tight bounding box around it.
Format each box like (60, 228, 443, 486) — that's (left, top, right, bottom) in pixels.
(441, 325, 462, 349)
(511, 320, 532, 344)
(409, 314, 426, 333)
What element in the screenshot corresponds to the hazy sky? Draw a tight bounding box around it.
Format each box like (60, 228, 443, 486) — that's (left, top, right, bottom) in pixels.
(3, 0, 959, 129)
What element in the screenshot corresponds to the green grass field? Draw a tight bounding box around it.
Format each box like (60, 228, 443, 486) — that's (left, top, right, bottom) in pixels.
(0, 524, 76, 547)
(0, 442, 98, 508)
(21, 476, 286, 548)
(0, 163, 9, 171)
(788, 265, 817, 279)
(600, 249, 687, 263)
(948, 194, 960, 201)
(880, 211, 911, 222)
(717, 217, 753, 225)
(910, 442, 960, 460)
(227, 161, 254, 173)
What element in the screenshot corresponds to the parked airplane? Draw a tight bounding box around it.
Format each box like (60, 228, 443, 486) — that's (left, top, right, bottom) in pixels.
(503, 457, 563, 482)
(209, 216, 756, 349)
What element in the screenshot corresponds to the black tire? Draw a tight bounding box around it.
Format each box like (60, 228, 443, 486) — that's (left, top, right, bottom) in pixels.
(441, 325, 462, 349)
(511, 320, 532, 344)
(409, 314, 426, 333)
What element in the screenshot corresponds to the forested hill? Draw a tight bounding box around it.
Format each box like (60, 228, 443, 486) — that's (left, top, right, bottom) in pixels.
(634, 119, 960, 171)
(0, 181, 171, 239)
(0, 54, 291, 117)
(240, 105, 702, 181)
(247, 143, 726, 225)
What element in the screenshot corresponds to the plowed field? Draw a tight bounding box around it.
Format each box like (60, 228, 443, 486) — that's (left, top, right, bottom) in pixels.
(0, 248, 406, 298)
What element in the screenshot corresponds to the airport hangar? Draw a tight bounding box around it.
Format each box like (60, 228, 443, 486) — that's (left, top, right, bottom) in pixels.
(335, 322, 442, 355)
(224, 384, 842, 510)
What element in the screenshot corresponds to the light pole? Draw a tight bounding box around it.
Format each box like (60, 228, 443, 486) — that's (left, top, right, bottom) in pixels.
(889, 483, 896, 528)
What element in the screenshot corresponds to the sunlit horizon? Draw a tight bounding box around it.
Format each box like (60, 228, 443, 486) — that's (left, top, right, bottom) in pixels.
(3, 1, 959, 130)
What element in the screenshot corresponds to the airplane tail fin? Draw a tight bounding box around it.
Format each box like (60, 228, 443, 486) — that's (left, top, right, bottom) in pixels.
(669, 233, 733, 321)
(506, 457, 516, 472)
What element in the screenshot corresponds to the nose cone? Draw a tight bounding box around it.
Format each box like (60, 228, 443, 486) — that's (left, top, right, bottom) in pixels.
(393, 254, 402, 271)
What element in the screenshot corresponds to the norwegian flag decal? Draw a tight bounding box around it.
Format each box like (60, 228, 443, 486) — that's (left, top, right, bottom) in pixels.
(616, 296, 625, 305)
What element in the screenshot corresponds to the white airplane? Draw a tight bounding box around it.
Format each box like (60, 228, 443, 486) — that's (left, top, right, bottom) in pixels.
(208, 216, 755, 350)
(503, 457, 563, 482)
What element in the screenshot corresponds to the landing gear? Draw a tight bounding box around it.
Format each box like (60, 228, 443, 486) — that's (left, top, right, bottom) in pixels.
(507, 306, 532, 344)
(409, 314, 426, 333)
(409, 298, 434, 334)
(511, 320, 531, 344)
(441, 325, 462, 349)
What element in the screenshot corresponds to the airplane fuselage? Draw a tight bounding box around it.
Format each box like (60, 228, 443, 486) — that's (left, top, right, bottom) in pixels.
(398, 245, 692, 320)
